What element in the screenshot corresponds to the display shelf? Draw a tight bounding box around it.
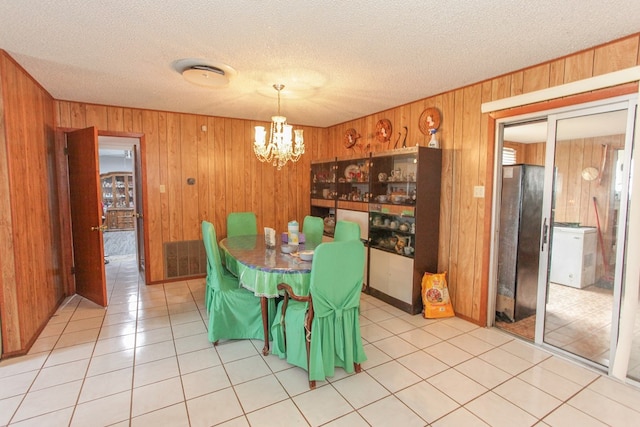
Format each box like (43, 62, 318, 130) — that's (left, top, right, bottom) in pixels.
(311, 159, 338, 237)
(307, 148, 442, 314)
(335, 156, 370, 205)
(367, 146, 441, 314)
(101, 172, 134, 231)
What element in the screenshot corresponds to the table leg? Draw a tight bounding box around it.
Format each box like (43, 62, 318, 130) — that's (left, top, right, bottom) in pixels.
(261, 296, 270, 355)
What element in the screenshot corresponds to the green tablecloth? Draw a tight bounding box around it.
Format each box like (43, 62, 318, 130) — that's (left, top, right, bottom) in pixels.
(220, 235, 315, 298)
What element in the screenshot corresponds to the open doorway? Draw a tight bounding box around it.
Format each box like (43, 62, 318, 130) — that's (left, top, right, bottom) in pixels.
(99, 136, 139, 264)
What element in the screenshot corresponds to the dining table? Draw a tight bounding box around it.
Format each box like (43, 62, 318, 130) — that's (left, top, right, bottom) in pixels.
(219, 234, 318, 355)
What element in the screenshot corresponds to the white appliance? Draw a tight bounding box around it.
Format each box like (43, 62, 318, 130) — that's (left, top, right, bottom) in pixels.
(335, 209, 369, 284)
(335, 209, 368, 240)
(549, 226, 597, 288)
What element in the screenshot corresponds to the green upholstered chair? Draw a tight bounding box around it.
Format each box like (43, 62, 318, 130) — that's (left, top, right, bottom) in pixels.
(271, 240, 367, 388)
(202, 220, 265, 343)
(227, 212, 258, 237)
(333, 220, 361, 242)
(302, 215, 324, 246)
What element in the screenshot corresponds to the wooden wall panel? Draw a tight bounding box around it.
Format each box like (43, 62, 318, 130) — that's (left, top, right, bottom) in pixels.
(564, 50, 594, 83)
(524, 142, 545, 165)
(51, 101, 323, 283)
(593, 36, 639, 76)
(167, 112, 182, 242)
(142, 110, 163, 280)
(180, 114, 199, 241)
(549, 59, 565, 87)
(107, 106, 124, 133)
(438, 90, 456, 273)
(523, 63, 550, 93)
(0, 51, 63, 356)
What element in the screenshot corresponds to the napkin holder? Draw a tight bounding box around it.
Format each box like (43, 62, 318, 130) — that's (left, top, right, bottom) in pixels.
(264, 227, 276, 249)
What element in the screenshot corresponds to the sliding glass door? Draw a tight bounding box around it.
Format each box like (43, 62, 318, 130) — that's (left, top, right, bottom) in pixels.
(493, 94, 638, 377)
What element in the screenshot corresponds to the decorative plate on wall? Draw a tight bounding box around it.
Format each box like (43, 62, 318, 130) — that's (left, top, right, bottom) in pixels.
(419, 108, 441, 135)
(343, 128, 360, 149)
(375, 119, 392, 143)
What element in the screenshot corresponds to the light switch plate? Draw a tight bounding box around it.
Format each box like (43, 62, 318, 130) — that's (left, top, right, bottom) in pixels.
(473, 185, 485, 198)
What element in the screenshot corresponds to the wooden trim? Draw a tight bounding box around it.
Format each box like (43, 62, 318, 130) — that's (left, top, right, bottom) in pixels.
(147, 274, 206, 286)
(482, 74, 640, 113)
(99, 130, 144, 139)
(54, 130, 75, 296)
(137, 133, 151, 285)
(479, 116, 496, 327)
(487, 82, 638, 118)
(0, 53, 20, 353)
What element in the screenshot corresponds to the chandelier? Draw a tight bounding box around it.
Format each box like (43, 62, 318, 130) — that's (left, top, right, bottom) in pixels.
(254, 84, 304, 169)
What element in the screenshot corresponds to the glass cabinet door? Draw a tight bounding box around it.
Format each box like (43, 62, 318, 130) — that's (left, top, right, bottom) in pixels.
(335, 157, 370, 203)
(368, 149, 419, 258)
(311, 159, 337, 237)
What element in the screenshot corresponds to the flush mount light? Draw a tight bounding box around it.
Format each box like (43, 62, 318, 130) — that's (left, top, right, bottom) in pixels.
(175, 58, 237, 88)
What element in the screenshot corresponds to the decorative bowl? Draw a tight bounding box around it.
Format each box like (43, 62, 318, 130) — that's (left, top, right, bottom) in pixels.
(391, 194, 409, 204)
(299, 250, 314, 261)
(280, 245, 295, 254)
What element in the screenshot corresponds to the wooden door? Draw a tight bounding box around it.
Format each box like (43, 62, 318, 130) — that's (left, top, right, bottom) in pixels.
(67, 127, 107, 307)
(133, 144, 146, 275)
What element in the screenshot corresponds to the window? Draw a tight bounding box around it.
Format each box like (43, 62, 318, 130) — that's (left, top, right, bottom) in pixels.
(502, 147, 517, 165)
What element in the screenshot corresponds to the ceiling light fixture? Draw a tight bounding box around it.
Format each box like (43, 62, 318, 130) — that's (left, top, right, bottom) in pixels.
(254, 84, 304, 169)
(176, 59, 236, 88)
(182, 65, 229, 87)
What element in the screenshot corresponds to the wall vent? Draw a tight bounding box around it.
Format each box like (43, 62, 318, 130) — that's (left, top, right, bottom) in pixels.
(164, 240, 207, 279)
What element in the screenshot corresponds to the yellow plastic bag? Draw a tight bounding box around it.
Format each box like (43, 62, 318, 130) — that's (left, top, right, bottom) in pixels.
(421, 271, 455, 319)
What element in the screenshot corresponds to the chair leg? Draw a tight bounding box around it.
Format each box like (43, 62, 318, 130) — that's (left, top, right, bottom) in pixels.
(305, 329, 314, 389)
(261, 297, 270, 355)
(354, 363, 362, 373)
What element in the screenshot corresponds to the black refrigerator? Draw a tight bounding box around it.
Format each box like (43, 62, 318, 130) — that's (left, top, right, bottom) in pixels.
(496, 164, 544, 322)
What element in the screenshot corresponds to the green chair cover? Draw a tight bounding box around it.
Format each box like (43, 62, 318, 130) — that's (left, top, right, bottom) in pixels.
(227, 212, 258, 237)
(333, 220, 361, 242)
(302, 215, 324, 246)
(202, 221, 265, 343)
(271, 240, 367, 386)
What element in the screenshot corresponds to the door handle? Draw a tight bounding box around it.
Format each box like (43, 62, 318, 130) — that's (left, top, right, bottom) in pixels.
(91, 225, 107, 232)
(541, 218, 549, 251)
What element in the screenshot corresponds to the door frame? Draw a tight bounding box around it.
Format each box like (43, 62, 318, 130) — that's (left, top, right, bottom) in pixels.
(485, 84, 640, 381)
(56, 128, 149, 295)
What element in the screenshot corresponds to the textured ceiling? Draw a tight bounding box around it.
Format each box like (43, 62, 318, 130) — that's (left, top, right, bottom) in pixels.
(1, 1, 639, 128)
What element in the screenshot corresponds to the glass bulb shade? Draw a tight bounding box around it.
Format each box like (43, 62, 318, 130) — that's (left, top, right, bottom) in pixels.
(254, 126, 266, 147)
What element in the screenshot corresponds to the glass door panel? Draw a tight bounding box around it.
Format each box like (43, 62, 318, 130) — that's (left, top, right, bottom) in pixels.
(543, 108, 629, 367)
(494, 120, 547, 341)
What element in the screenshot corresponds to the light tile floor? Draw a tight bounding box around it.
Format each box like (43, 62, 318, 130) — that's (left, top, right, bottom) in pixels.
(2, 258, 640, 426)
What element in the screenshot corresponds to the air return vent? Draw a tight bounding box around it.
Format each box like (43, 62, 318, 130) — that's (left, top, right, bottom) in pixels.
(164, 240, 207, 279)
